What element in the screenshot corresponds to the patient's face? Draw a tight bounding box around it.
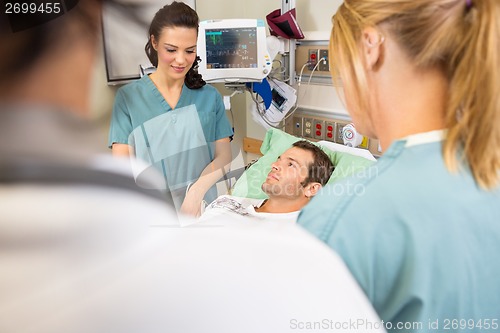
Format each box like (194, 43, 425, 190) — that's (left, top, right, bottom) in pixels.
(261, 147, 313, 198)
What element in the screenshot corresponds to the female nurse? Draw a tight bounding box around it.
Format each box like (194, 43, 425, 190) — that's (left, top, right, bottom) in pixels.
(108, 1, 233, 216)
(298, 0, 500, 331)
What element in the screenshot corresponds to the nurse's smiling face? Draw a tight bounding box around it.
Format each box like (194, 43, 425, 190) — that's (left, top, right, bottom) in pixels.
(151, 26, 198, 82)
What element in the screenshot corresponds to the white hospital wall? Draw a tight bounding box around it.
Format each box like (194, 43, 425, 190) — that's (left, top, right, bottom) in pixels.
(296, 0, 343, 31)
(89, 38, 117, 131)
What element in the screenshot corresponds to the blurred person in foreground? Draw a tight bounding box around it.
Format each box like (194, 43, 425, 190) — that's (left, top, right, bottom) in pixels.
(0, 1, 384, 332)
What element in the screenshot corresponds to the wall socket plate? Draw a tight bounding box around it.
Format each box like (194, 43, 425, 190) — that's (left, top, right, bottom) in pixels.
(325, 121, 336, 142)
(284, 113, 382, 157)
(313, 119, 325, 140)
(307, 49, 318, 71)
(303, 117, 313, 138)
(293, 116, 303, 137)
(318, 49, 329, 71)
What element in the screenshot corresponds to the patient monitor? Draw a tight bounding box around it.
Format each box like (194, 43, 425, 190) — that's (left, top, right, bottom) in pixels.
(197, 19, 272, 83)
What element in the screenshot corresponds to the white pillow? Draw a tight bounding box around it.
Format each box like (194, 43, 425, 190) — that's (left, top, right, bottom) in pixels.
(317, 140, 376, 161)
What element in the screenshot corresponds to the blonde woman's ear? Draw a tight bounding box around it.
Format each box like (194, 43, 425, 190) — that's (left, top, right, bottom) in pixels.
(362, 27, 384, 69)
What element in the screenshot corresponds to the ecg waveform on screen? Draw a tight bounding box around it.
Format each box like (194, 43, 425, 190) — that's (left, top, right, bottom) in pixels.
(208, 34, 223, 46)
(205, 28, 258, 69)
(207, 49, 248, 57)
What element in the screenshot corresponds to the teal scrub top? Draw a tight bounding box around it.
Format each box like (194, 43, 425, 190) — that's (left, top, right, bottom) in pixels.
(108, 75, 233, 207)
(298, 131, 500, 332)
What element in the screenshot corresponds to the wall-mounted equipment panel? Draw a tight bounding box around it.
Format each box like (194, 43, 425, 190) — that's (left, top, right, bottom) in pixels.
(285, 111, 381, 157)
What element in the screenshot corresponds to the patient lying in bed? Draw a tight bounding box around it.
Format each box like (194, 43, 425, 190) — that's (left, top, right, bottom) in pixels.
(199, 140, 334, 223)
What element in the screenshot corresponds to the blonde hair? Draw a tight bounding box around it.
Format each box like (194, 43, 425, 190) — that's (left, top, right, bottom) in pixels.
(330, 0, 500, 189)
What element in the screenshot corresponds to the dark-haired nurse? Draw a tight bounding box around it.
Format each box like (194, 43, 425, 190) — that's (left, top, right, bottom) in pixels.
(108, 1, 233, 217)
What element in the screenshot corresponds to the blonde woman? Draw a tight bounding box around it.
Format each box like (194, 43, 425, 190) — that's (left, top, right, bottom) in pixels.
(298, 0, 500, 330)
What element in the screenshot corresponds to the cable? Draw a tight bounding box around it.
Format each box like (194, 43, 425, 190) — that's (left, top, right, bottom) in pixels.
(280, 58, 326, 124)
(301, 57, 326, 100)
(228, 90, 243, 126)
(247, 85, 283, 128)
(222, 88, 245, 191)
(280, 61, 310, 122)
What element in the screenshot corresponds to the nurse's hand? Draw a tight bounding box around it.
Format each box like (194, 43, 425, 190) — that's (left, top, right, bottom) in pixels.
(181, 188, 204, 217)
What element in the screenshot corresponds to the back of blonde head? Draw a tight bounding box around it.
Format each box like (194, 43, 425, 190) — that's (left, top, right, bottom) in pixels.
(330, 0, 500, 189)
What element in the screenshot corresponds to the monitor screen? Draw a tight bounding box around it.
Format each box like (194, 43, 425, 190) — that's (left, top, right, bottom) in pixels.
(271, 87, 287, 110)
(197, 19, 271, 83)
(205, 27, 258, 70)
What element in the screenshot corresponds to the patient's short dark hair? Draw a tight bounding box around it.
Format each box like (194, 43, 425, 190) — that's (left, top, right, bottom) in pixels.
(292, 140, 334, 187)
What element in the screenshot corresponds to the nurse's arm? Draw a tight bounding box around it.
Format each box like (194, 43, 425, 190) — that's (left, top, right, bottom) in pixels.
(181, 137, 232, 216)
(111, 143, 133, 157)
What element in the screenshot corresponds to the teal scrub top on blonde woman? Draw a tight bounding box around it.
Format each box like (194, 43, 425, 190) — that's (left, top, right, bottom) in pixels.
(108, 75, 233, 209)
(298, 130, 500, 332)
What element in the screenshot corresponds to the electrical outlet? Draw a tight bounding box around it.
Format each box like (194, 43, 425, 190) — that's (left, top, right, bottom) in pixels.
(325, 121, 335, 142)
(313, 120, 325, 140)
(303, 117, 313, 138)
(308, 49, 318, 71)
(318, 49, 329, 71)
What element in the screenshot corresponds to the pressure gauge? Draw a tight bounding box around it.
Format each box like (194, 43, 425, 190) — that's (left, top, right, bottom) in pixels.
(342, 123, 363, 147)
